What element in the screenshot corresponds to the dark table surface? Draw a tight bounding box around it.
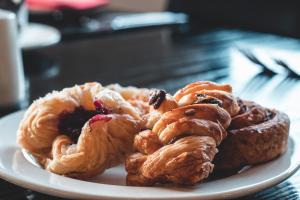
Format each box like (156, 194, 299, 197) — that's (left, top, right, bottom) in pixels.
(1, 20, 300, 199)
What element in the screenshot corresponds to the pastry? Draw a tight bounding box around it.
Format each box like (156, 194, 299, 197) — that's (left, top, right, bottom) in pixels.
(107, 84, 152, 116)
(143, 89, 178, 129)
(17, 82, 141, 178)
(126, 136, 217, 186)
(174, 81, 240, 117)
(214, 99, 290, 170)
(17, 80, 290, 185)
(125, 81, 239, 186)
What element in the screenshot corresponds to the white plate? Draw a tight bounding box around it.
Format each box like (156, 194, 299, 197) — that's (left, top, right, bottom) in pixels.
(0, 111, 300, 200)
(19, 23, 61, 50)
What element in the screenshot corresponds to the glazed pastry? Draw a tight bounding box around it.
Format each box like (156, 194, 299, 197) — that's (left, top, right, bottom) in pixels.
(125, 82, 239, 186)
(214, 99, 290, 170)
(17, 82, 141, 178)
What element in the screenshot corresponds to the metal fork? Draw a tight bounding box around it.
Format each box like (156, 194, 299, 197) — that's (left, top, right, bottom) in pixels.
(238, 48, 277, 76)
(239, 48, 300, 98)
(238, 48, 277, 97)
(273, 58, 300, 78)
(270, 59, 300, 98)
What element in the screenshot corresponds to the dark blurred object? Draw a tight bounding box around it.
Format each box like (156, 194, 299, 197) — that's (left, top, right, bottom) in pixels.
(0, 0, 24, 13)
(168, 0, 300, 38)
(29, 10, 188, 40)
(23, 50, 60, 78)
(0, 0, 27, 29)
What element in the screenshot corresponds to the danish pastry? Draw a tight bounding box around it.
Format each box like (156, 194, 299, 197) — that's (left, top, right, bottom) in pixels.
(125, 82, 239, 186)
(214, 99, 290, 170)
(17, 82, 141, 178)
(16, 80, 290, 185)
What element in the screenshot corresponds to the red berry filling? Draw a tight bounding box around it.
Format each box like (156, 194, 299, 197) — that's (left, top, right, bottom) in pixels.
(58, 102, 109, 143)
(94, 100, 109, 114)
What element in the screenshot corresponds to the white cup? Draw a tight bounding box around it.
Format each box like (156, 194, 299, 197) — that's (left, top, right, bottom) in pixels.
(0, 9, 26, 107)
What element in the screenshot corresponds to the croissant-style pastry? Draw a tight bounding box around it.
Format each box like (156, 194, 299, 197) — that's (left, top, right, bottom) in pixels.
(214, 99, 290, 170)
(125, 82, 238, 186)
(17, 83, 141, 178)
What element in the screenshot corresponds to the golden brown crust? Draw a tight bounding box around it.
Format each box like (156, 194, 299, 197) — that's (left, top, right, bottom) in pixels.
(174, 81, 232, 102)
(17, 82, 102, 153)
(17, 83, 141, 178)
(133, 130, 162, 155)
(46, 114, 139, 179)
(153, 104, 230, 145)
(126, 136, 217, 186)
(17, 80, 291, 183)
(214, 100, 290, 170)
(125, 82, 238, 186)
(106, 84, 152, 116)
(143, 94, 178, 129)
(175, 81, 239, 117)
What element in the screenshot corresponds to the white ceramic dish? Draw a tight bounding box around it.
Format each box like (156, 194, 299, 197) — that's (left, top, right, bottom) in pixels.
(19, 23, 61, 50)
(0, 110, 299, 200)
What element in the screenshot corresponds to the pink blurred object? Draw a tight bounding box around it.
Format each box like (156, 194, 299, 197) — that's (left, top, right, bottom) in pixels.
(26, 0, 109, 11)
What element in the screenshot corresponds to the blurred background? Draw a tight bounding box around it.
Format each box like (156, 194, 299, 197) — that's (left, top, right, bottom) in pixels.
(0, 0, 300, 199)
(0, 0, 299, 113)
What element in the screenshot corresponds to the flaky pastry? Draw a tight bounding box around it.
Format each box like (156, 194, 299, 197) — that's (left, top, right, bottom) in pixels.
(18, 82, 141, 178)
(126, 81, 239, 186)
(214, 99, 290, 170)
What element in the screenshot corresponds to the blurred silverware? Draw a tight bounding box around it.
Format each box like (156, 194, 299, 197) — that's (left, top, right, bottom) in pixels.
(238, 48, 277, 75)
(238, 48, 276, 96)
(238, 48, 300, 98)
(273, 58, 300, 78)
(238, 71, 272, 97)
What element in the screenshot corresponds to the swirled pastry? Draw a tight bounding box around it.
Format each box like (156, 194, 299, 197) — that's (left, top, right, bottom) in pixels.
(17, 82, 141, 178)
(125, 82, 239, 186)
(214, 99, 290, 170)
